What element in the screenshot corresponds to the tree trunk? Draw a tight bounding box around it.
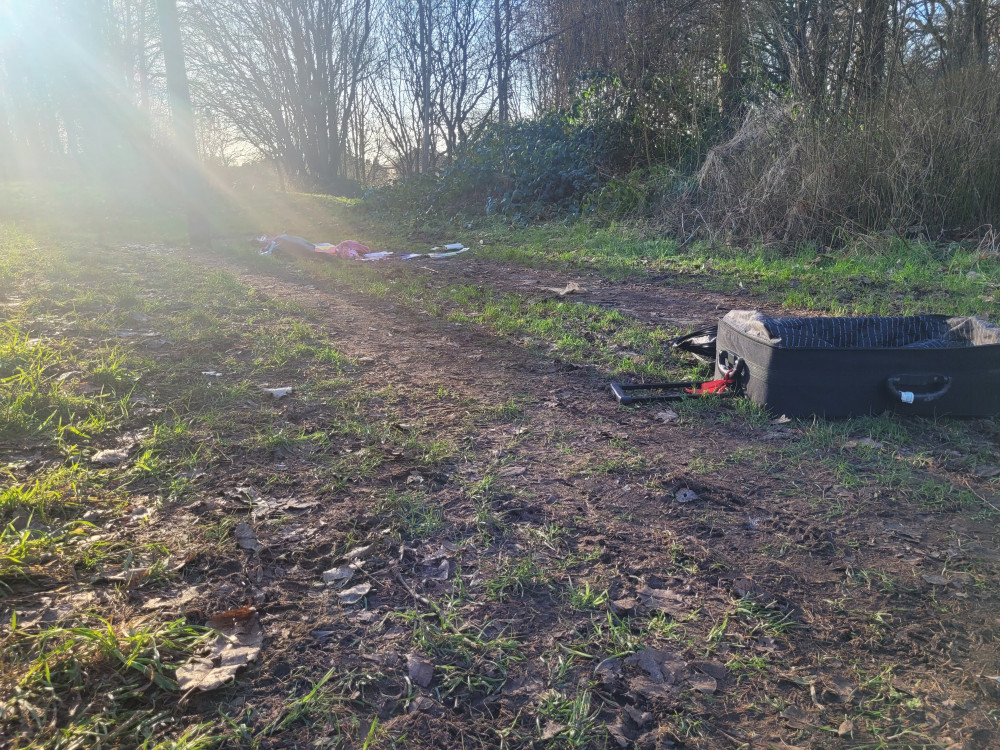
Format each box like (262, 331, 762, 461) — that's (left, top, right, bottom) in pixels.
(420, 0, 432, 172)
(856, 0, 888, 104)
(495, 0, 507, 124)
(719, 0, 744, 124)
(156, 0, 210, 247)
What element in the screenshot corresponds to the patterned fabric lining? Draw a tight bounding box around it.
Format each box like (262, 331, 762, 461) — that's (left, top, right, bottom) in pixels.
(722, 311, 1000, 350)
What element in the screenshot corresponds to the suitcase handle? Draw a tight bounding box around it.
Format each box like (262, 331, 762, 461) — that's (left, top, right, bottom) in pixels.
(886, 374, 952, 404)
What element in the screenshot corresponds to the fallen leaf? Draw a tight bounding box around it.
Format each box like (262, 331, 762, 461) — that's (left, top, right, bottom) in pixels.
(974, 464, 1000, 478)
(540, 721, 566, 740)
(408, 695, 437, 713)
(544, 282, 586, 297)
(104, 566, 153, 587)
(206, 606, 257, 629)
(498, 465, 526, 477)
(424, 559, 450, 581)
(594, 657, 622, 687)
(143, 588, 200, 612)
(838, 719, 855, 737)
(91, 449, 130, 466)
(628, 675, 675, 700)
(625, 647, 686, 684)
(675, 488, 698, 503)
(338, 582, 371, 605)
(781, 704, 810, 728)
(261, 386, 293, 399)
(322, 567, 354, 585)
(761, 430, 793, 441)
(656, 410, 679, 423)
(611, 597, 639, 615)
(177, 611, 263, 694)
(234, 522, 263, 552)
(342, 544, 375, 561)
(922, 574, 951, 586)
(771, 414, 792, 425)
(689, 673, 717, 693)
(407, 654, 434, 687)
(690, 659, 727, 681)
(637, 586, 687, 615)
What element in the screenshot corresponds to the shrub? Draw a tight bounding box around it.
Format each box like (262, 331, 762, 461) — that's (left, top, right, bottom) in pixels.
(693, 68, 1000, 244)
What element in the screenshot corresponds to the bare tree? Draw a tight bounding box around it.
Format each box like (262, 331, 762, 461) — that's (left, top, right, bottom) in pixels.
(157, 0, 210, 245)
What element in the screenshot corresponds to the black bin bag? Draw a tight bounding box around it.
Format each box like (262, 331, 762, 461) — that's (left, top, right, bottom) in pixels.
(715, 310, 1000, 418)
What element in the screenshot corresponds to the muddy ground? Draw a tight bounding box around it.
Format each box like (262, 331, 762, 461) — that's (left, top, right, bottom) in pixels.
(203, 250, 1000, 748)
(5, 243, 1000, 749)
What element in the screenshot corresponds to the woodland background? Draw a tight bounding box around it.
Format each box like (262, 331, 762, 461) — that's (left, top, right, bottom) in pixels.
(3, 1, 1000, 243)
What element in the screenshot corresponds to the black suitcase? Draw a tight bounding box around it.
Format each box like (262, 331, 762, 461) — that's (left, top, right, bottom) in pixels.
(715, 311, 1000, 418)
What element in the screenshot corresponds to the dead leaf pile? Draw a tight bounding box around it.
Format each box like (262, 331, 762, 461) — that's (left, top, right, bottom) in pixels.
(177, 607, 263, 696)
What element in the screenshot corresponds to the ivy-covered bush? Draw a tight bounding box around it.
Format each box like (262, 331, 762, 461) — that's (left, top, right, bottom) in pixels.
(365, 73, 714, 220)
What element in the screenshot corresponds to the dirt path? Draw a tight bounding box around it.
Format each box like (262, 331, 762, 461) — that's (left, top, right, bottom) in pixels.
(176, 249, 1000, 749)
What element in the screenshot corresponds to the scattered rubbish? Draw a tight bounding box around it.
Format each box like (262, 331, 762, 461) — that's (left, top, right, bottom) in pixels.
(544, 282, 587, 297)
(338, 582, 371, 605)
(314, 240, 371, 258)
(402, 242, 470, 260)
(261, 386, 293, 399)
(670, 325, 718, 364)
(675, 488, 699, 503)
(260, 235, 391, 261)
(656, 409, 679, 423)
(177, 608, 263, 695)
(322, 567, 355, 585)
(717, 310, 1000, 417)
(201, 371, 222, 377)
(407, 654, 435, 687)
(91, 448, 130, 466)
(771, 414, 792, 425)
(234, 522, 264, 552)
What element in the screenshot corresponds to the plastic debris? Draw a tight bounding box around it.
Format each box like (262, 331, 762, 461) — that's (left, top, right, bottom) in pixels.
(402, 242, 470, 260)
(261, 387, 293, 399)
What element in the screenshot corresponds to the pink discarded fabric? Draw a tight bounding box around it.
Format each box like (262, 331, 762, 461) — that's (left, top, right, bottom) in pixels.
(314, 240, 371, 258)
